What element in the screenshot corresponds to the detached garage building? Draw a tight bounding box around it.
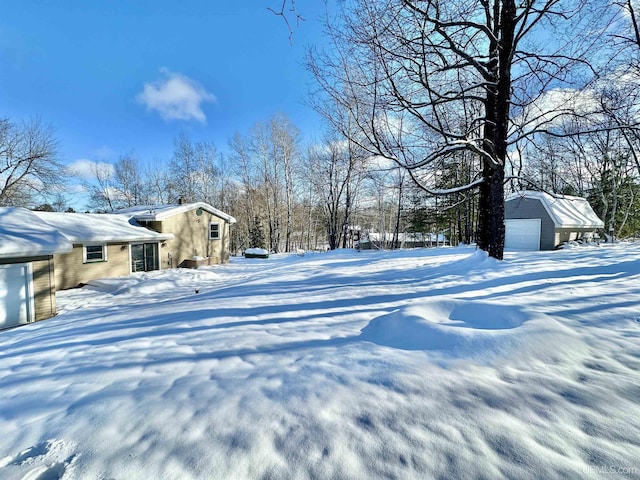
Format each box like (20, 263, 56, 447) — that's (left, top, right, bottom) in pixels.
(0, 208, 72, 329)
(504, 191, 604, 251)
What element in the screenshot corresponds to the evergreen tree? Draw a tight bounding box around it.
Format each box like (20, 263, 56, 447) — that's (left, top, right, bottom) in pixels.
(249, 216, 267, 249)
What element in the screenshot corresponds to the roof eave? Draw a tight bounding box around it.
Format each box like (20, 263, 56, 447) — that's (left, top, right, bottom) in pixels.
(0, 245, 73, 259)
(64, 234, 174, 244)
(554, 223, 604, 229)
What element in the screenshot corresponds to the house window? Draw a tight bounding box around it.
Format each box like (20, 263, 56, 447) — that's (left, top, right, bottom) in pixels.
(209, 222, 221, 240)
(131, 243, 159, 272)
(83, 244, 107, 263)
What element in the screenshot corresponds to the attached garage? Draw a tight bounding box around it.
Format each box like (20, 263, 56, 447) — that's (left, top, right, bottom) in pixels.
(0, 263, 34, 328)
(505, 191, 604, 250)
(0, 208, 72, 329)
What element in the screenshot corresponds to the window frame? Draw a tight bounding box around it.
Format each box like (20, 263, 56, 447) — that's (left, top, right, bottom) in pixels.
(83, 243, 107, 263)
(209, 222, 221, 240)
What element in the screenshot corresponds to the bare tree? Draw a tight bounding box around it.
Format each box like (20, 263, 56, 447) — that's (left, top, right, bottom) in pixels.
(229, 114, 302, 253)
(144, 163, 174, 205)
(564, 111, 639, 238)
(229, 131, 261, 251)
(270, 113, 300, 251)
(114, 154, 145, 207)
(268, 0, 305, 42)
(86, 162, 117, 212)
(0, 117, 64, 207)
(254, 121, 283, 252)
(170, 132, 224, 205)
(613, 0, 640, 73)
(595, 78, 640, 178)
(308, 137, 365, 250)
(517, 77, 640, 239)
(51, 192, 70, 212)
(308, 0, 616, 259)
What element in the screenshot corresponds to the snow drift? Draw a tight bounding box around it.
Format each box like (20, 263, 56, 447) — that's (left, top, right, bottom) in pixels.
(0, 245, 638, 479)
(360, 299, 580, 362)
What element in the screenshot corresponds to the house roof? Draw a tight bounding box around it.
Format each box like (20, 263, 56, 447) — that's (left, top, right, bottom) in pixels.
(114, 202, 237, 224)
(506, 191, 605, 229)
(33, 211, 174, 244)
(0, 207, 73, 259)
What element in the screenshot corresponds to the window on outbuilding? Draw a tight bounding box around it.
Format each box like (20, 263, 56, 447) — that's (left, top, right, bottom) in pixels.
(209, 222, 221, 240)
(83, 244, 107, 263)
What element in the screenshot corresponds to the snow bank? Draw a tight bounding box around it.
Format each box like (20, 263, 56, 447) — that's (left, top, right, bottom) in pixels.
(1, 244, 639, 479)
(360, 300, 580, 362)
(85, 269, 221, 295)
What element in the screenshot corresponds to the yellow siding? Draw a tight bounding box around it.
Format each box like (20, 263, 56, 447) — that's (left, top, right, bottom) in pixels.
(31, 257, 57, 321)
(153, 210, 230, 268)
(54, 243, 131, 290)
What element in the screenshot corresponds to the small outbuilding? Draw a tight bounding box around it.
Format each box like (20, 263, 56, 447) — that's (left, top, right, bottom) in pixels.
(504, 191, 605, 251)
(0, 208, 72, 328)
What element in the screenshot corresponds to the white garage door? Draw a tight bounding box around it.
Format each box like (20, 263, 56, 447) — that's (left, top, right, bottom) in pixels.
(505, 219, 541, 251)
(0, 263, 34, 329)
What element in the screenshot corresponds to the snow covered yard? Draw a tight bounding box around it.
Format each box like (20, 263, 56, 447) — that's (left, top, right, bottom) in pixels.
(1, 245, 639, 480)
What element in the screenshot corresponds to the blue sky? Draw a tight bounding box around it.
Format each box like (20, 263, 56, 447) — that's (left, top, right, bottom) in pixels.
(0, 1, 328, 182)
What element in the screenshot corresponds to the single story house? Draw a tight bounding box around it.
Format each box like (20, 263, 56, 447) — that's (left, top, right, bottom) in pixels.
(0, 207, 72, 328)
(33, 211, 173, 290)
(114, 202, 236, 268)
(504, 191, 604, 250)
(1, 202, 234, 328)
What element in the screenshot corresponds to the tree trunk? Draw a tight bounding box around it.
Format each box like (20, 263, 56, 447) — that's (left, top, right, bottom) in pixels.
(477, 166, 505, 259)
(477, 0, 515, 260)
(341, 184, 351, 249)
(393, 177, 403, 249)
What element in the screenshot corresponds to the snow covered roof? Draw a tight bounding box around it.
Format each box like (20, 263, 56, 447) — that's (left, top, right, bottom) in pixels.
(33, 211, 174, 244)
(0, 207, 72, 258)
(506, 191, 604, 229)
(115, 202, 237, 224)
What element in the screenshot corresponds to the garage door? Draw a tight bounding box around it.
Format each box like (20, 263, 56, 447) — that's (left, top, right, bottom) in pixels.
(0, 263, 34, 329)
(505, 219, 541, 251)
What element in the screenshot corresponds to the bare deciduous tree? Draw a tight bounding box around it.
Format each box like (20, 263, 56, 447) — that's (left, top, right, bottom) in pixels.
(308, 137, 365, 250)
(0, 117, 64, 207)
(86, 162, 117, 212)
(308, 0, 616, 259)
(114, 154, 145, 208)
(267, 0, 305, 42)
(170, 132, 224, 205)
(613, 0, 640, 73)
(229, 114, 302, 253)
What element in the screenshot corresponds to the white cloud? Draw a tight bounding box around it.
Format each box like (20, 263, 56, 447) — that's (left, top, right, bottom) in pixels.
(92, 146, 117, 160)
(66, 159, 115, 180)
(137, 68, 216, 123)
(369, 154, 397, 171)
(511, 88, 601, 137)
